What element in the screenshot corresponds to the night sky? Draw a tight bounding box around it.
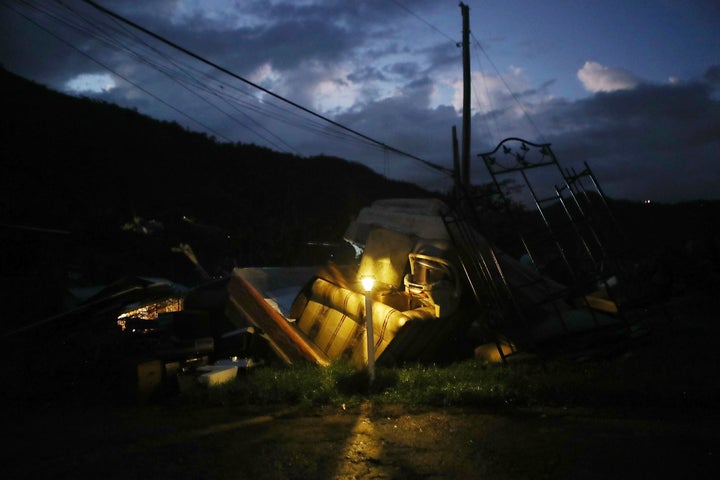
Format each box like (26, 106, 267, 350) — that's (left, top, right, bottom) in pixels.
(1, 0, 718, 202)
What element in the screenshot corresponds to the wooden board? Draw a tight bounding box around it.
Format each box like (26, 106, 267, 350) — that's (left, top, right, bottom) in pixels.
(227, 272, 330, 366)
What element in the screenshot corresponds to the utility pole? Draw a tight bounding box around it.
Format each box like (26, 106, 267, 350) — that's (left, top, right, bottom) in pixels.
(451, 126, 461, 202)
(452, 125, 460, 187)
(460, 2, 471, 188)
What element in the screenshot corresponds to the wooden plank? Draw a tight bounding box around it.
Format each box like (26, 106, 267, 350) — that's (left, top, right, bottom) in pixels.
(227, 273, 330, 366)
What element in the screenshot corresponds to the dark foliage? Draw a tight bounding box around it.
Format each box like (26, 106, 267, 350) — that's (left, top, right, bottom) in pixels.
(0, 67, 430, 321)
(2, 67, 718, 324)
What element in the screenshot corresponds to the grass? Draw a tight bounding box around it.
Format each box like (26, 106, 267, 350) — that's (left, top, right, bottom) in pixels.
(175, 288, 720, 412)
(178, 335, 720, 411)
(7, 287, 716, 413)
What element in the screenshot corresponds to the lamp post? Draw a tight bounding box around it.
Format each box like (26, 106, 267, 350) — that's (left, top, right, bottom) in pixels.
(360, 275, 376, 384)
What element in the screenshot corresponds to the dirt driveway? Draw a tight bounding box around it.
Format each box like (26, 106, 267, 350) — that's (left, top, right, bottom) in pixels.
(4, 288, 720, 479)
(4, 398, 718, 480)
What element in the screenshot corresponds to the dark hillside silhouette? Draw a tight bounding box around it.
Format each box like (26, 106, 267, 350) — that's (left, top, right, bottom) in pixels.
(1, 67, 429, 232)
(1, 67, 718, 325)
(0, 67, 431, 322)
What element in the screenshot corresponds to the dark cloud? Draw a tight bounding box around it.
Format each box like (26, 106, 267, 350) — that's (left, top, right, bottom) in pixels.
(384, 61, 421, 78)
(347, 66, 387, 84)
(422, 41, 462, 71)
(539, 81, 720, 201)
(149, 17, 362, 74)
(287, 73, 720, 200)
(2, 1, 717, 202)
(511, 78, 558, 102)
(329, 86, 461, 191)
(704, 65, 720, 86)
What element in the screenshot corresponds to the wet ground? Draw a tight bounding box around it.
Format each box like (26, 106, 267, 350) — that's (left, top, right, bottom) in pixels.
(4, 288, 720, 479)
(4, 399, 719, 479)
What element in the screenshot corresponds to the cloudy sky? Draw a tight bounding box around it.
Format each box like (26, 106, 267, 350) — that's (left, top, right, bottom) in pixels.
(1, 0, 719, 202)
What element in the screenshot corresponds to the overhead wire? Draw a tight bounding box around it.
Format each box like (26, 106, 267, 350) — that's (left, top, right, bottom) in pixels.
(99, 9, 301, 152)
(79, 0, 452, 175)
(388, 0, 457, 45)
(208, 79, 384, 151)
(383, 1, 547, 147)
(470, 34, 501, 145)
(5, 0, 389, 157)
(8, 0, 273, 146)
(51, 0, 296, 152)
(471, 32, 545, 142)
(5, 1, 466, 177)
(3, 0, 233, 142)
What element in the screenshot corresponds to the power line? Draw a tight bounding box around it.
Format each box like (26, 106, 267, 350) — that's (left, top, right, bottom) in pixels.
(4, 1, 438, 167)
(470, 35, 500, 145)
(49, 0, 294, 151)
(80, 0, 452, 175)
(4, 0, 233, 142)
(389, 0, 457, 45)
(471, 32, 545, 142)
(386, 1, 549, 146)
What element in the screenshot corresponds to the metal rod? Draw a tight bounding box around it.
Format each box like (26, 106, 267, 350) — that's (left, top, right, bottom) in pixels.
(365, 292, 375, 384)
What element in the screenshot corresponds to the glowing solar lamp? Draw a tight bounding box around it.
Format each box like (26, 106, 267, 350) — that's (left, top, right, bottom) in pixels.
(360, 275, 376, 383)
